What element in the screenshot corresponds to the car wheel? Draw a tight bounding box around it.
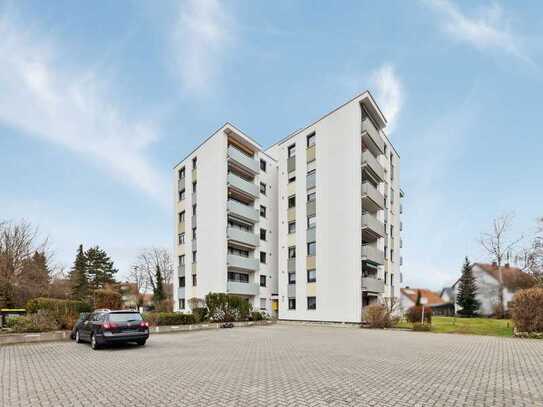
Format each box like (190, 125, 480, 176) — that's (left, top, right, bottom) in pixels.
(75, 330, 81, 343)
(136, 340, 146, 346)
(90, 334, 100, 350)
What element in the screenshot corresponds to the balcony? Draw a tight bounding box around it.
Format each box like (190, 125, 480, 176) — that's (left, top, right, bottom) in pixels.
(227, 227, 259, 247)
(191, 214, 197, 227)
(362, 182, 384, 212)
(361, 117, 384, 154)
(192, 239, 197, 251)
(227, 173, 259, 198)
(192, 168, 197, 181)
(287, 284, 296, 297)
(361, 277, 384, 294)
(307, 199, 316, 217)
(287, 258, 296, 272)
(307, 227, 316, 243)
(362, 245, 384, 265)
(227, 200, 259, 223)
(306, 145, 316, 163)
(177, 287, 186, 299)
(287, 156, 296, 172)
(306, 172, 316, 190)
(178, 264, 185, 277)
(178, 177, 185, 191)
(227, 146, 259, 174)
(227, 254, 259, 271)
(362, 150, 384, 182)
(362, 213, 384, 240)
(227, 281, 259, 296)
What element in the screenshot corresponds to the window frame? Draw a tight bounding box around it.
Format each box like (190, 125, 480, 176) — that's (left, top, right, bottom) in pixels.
(307, 269, 316, 283)
(306, 132, 316, 148)
(260, 159, 267, 172)
(307, 296, 316, 310)
(288, 144, 296, 158)
(260, 275, 266, 287)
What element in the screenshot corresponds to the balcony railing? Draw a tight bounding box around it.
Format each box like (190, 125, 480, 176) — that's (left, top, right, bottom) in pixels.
(227, 173, 259, 198)
(362, 245, 384, 265)
(227, 146, 260, 174)
(177, 287, 186, 299)
(361, 277, 384, 294)
(362, 150, 384, 181)
(227, 227, 259, 247)
(362, 117, 384, 153)
(227, 254, 259, 271)
(362, 213, 384, 238)
(177, 264, 185, 276)
(362, 182, 384, 210)
(227, 200, 259, 223)
(227, 281, 259, 296)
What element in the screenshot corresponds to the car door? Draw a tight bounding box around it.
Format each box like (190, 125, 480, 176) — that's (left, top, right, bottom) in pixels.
(81, 313, 95, 340)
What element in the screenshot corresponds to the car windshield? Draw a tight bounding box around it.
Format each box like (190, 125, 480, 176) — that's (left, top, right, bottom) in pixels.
(108, 313, 142, 323)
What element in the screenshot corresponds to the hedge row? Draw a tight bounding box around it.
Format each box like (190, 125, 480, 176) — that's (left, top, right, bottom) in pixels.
(25, 298, 91, 329)
(143, 312, 196, 326)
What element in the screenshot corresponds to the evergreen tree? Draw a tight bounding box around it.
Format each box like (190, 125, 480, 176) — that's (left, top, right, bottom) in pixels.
(86, 246, 117, 293)
(456, 257, 480, 316)
(69, 244, 89, 300)
(153, 264, 165, 305)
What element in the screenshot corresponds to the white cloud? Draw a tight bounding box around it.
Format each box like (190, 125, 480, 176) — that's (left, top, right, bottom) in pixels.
(423, 0, 530, 62)
(371, 64, 404, 133)
(0, 13, 168, 205)
(172, 0, 233, 93)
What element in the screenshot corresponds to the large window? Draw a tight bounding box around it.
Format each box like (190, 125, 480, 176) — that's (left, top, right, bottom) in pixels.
(178, 233, 185, 245)
(288, 246, 296, 259)
(260, 251, 267, 264)
(178, 167, 185, 179)
(192, 274, 197, 286)
(260, 228, 266, 241)
(307, 296, 316, 310)
(260, 275, 266, 287)
(288, 221, 296, 234)
(288, 195, 296, 208)
(260, 298, 266, 310)
(260, 205, 267, 218)
(179, 299, 185, 309)
(307, 191, 316, 202)
(179, 255, 185, 265)
(288, 144, 296, 158)
(192, 181, 197, 193)
(192, 157, 197, 169)
(307, 269, 316, 283)
(288, 298, 296, 310)
(192, 250, 197, 263)
(192, 227, 197, 240)
(260, 159, 267, 172)
(307, 133, 316, 148)
(288, 272, 296, 284)
(179, 190, 185, 201)
(260, 182, 266, 195)
(307, 242, 316, 256)
(288, 174, 296, 183)
(192, 204, 197, 215)
(307, 215, 316, 229)
(228, 247, 250, 257)
(179, 276, 185, 287)
(178, 211, 185, 223)
(228, 272, 249, 283)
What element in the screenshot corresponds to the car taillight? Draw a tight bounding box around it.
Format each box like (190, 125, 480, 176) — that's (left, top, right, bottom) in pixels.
(140, 321, 149, 328)
(103, 322, 118, 330)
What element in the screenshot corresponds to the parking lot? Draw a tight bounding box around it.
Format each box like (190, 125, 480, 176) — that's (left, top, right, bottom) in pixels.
(2, 324, 543, 406)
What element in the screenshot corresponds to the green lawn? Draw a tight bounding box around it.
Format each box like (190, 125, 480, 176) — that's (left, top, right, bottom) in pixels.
(396, 316, 514, 337)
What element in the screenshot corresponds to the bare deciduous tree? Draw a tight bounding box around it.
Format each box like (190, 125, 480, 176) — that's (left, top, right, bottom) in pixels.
(516, 217, 543, 285)
(130, 248, 173, 301)
(480, 213, 522, 318)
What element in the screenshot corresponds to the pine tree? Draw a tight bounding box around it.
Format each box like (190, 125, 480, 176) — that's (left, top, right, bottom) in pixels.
(86, 246, 117, 300)
(153, 264, 165, 305)
(69, 245, 89, 301)
(456, 257, 480, 316)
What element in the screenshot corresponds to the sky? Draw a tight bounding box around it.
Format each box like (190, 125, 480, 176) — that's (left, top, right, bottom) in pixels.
(1, 0, 542, 290)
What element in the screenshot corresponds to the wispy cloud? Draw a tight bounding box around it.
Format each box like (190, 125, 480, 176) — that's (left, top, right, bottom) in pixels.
(371, 64, 404, 133)
(171, 0, 234, 93)
(0, 12, 168, 205)
(422, 0, 531, 63)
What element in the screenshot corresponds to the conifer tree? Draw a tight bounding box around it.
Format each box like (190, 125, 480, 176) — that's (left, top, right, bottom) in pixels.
(69, 244, 89, 301)
(86, 246, 117, 295)
(456, 257, 480, 316)
(153, 264, 165, 305)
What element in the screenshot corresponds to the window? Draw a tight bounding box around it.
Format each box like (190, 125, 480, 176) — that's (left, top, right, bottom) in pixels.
(192, 227, 197, 239)
(384, 272, 388, 285)
(288, 144, 296, 158)
(228, 272, 249, 283)
(179, 255, 185, 265)
(307, 133, 316, 148)
(260, 159, 267, 172)
(307, 269, 316, 283)
(391, 188, 395, 206)
(260, 275, 266, 287)
(192, 250, 197, 263)
(178, 167, 185, 179)
(307, 242, 316, 256)
(192, 157, 197, 169)
(179, 299, 185, 309)
(307, 296, 316, 310)
(288, 221, 296, 234)
(288, 174, 296, 183)
(260, 228, 266, 241)
(179, 190, 185, 201)
(178, 211, 185, 223)
(288, 195, 296, 208)
(391, 249, 395, 263)
(390, 274, 394, 287)
(178, 233, 185, 245)
(307, 215, 316, 229)
(192, 204, 197, 215)
(260, 298, 266, 310)
(384, 245, 388, 260)
(192, 274, 197, 286)
(288, 298, 296, 310)
(288, 272, 296, 284)
(260, 251, 267, 264)
(288, 246, 296, 259)
(179, 276, 185, 287)
(192, 181, 197, 193)
(260, 205, 267, 218)
(307, 192, 316, 202)
(260, 182, 266, 195)
(228, 247, 250, 257)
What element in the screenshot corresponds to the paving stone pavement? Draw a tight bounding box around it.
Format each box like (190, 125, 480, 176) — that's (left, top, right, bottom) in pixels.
(2, 324, 543, 406)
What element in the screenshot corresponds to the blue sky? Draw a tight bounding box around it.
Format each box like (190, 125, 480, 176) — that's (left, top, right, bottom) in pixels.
(1, 0, 542, 290)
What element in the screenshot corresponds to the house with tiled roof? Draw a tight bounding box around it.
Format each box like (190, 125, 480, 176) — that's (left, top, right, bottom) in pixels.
(399, 288, 453, 315)
(450, 263, 536, 316)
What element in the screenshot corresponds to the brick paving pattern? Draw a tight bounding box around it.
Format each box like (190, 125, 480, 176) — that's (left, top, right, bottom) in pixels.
(2, 324, 543, 406)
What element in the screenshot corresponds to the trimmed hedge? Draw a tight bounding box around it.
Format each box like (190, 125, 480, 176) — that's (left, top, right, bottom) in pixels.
(143, 312, 196, 326)
(511, 287, 543, 333)
(205, 292, 252, 322)
(7, 310, 60, 333)
(26, 298, 91, 329)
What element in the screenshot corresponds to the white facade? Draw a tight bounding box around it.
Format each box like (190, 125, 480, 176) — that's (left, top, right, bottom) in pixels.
(173, 91, 403, 323)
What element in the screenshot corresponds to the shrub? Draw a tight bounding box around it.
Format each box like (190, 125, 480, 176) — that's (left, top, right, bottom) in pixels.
(249, 311, 264, 321)
(192, 307, 208, 323)
(413, 322, 431, 332)
(8, 311, 60, 333)
(363, 304, 393, 328)
(406, 306, 432, 324)
(511, 287, 543, 333)
(143, 312, 196, 326)
(26, 298, 91, 329)
(205, 292, 253, 322)
(94, 289, 122, 310)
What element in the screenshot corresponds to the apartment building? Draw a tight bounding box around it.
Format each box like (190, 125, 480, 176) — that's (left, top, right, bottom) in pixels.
(173, 91, 403, 323)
